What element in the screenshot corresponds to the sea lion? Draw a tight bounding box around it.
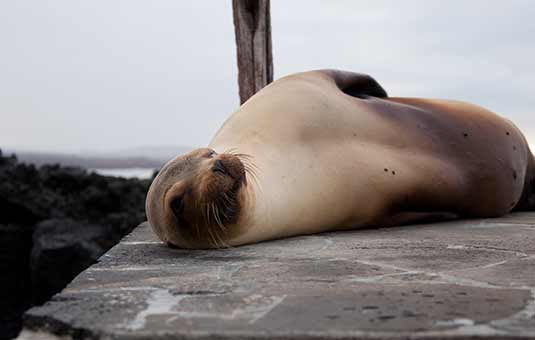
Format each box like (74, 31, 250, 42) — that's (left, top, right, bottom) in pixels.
(145, 69, 535, 249)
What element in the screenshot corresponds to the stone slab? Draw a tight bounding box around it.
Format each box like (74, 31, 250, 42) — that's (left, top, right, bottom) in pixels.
(22, 213, 535, 339)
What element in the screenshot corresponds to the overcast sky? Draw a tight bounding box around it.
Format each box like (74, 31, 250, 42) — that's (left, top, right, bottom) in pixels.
(1, 1, 534, 154)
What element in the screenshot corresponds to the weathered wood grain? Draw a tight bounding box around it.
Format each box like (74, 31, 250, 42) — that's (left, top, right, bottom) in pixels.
(232, 0, 273, 104)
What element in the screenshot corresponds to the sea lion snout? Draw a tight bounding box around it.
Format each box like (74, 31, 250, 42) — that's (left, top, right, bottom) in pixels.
(211, 154, 246, 183)
(212, 159, 227, 175)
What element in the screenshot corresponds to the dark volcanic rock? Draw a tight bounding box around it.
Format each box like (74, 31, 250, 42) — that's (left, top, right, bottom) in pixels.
(0, 149, 152, 339)
(0, 224, 33, 339)
(30, 219, 120, 304)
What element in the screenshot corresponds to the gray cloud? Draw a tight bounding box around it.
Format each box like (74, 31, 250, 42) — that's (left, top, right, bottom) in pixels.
(1, 1, 534, 153)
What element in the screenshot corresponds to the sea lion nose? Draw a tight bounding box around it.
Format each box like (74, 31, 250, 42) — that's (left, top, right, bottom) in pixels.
(212, 159, 227, 175)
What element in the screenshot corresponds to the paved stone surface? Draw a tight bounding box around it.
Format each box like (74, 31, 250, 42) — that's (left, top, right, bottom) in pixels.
(22, 213, 535, 339)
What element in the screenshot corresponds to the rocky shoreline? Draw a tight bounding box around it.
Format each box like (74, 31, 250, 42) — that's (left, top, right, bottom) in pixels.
(0, 149, 153, 339)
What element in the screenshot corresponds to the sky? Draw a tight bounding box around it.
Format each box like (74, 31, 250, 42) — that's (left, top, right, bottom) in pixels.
(1, 1, 534, 154)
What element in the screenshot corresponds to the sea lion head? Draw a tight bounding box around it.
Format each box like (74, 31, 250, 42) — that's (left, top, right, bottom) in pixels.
(146, 148, 253, 249)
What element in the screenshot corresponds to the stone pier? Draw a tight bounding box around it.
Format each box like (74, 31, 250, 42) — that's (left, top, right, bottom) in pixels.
(20, 213, 535, 339)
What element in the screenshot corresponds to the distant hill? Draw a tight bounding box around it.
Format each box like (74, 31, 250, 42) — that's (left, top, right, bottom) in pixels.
(93, 145, 194, 162)
(3, 145, 193, 169)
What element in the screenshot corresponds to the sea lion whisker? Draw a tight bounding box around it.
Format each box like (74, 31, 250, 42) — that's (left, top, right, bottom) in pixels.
(223, 150, 253, 162)
(223, 148, 240, 156)
(235, 153, 253, 160)
(198, 200, 208, 238)
(210, 201, 223, 232)
(212, 203, 227, 233)
(210, 203, 221, 244)
(203, 204, 216, 242)
(206, 214, 221, 248)
(243, 165, 260, 188)
(206, 201, 210, 217)
(243, 162, 260, 179)
(244, 164, 258, 177)
(225, 151, 258, 179)
(201, 203, 211, 238)
(210, 213, 228, 248)
(207, 228, 218, 248)
(238, 155, 256, 166)
(220, 198, 236, 221)
(222, 192, 235, 206)
(213, 227, 228, 248)
(219, 195, 231, 211)
(237, 154, 256, 165)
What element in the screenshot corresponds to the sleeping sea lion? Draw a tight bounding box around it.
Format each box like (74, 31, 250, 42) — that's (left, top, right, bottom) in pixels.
(145, 70, 535, 248)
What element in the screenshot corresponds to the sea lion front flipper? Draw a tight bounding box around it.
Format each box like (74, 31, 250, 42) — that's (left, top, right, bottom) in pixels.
(321, 69, 388, 99)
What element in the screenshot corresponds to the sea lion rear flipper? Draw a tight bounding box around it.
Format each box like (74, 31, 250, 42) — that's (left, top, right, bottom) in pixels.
(322, 69, 388, 99)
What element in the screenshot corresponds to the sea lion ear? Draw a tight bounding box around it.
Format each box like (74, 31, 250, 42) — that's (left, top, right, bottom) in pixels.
(323, 69, 388, 99)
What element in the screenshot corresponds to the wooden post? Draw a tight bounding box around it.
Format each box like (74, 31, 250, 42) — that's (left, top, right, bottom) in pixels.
(232, 0, 273, 104)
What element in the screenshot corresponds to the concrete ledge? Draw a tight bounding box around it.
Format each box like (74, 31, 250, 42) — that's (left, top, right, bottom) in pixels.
(22, 213, 535, 339)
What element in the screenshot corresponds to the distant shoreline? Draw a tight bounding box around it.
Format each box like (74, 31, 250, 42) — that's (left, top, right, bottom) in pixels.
(90, 168, 156, 179)
(10, 151, 163, 169)
(2, 146, 193, 170)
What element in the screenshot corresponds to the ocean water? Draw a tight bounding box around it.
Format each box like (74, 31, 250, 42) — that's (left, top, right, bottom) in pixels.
(90, 168, 155, 179)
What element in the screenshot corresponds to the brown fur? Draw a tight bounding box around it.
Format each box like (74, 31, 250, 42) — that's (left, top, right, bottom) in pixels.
(145, 148, 252, 248)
